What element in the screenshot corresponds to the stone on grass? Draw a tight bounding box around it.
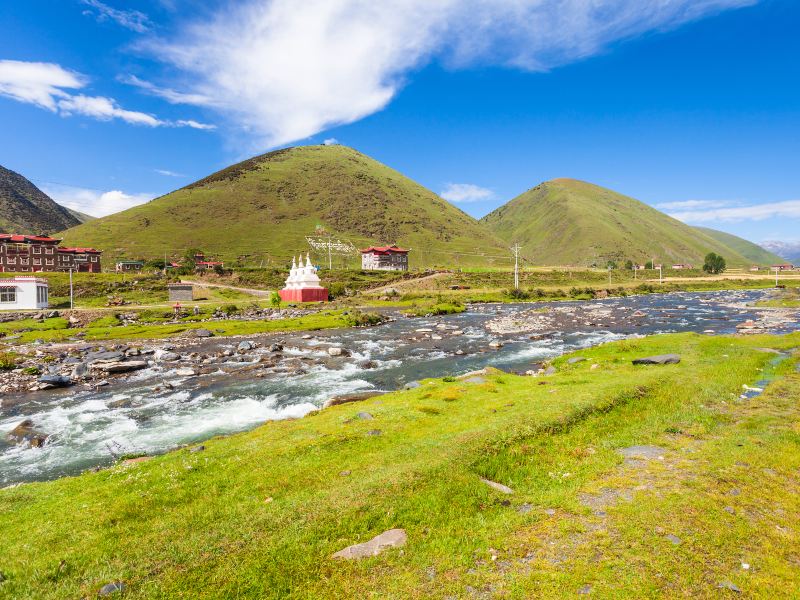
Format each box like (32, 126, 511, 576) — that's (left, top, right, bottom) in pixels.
(463, 376, 486, 384)
(366, 429, 382, 436)
(332, 528, 407, 560)
(567, 357, 587, 364)
(323, 391, 386, 409)
(404, 381, 421, 390)
(193, 329, 214, 338)
(98, 581, 126, 596)
(577, 584, 593, 595)
(665, 534, 681, 545)
(543, 366, 556, 376)
(618, 445, 666, 460)
(356, 412, 374, 420)
(189, 445, 205, 453)
(717, 581, 741, 593)
(632, 354, 681, 365)
(481, 478, 514, 494)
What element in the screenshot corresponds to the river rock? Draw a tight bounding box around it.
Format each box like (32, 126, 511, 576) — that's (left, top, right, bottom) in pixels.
(332, 528, 407, 560)
(269, 343, 284, 352)
(93, 360, 148, 373)
(7, 419, 49, 447)
(160, 352, 181, 362)
(323, 391, 387, 408)
(237, 341, 254, 353)
(175, 368, 197, 377)
(632, 354, 681, 365)
(72, 362, 89, 378)
(194, 329, 214, 338)
(38, 374, 72, 387)
(488, 341, 504, 349)
(327, 347, 347, 357)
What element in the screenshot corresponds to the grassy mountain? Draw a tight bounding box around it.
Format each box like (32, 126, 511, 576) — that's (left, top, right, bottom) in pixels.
(65, 207, 96, 224)
(694, 226, 783, 265)
(60, 145, 508, 268)
(480, 178, 765, 267)
(0, 165, 80, 234)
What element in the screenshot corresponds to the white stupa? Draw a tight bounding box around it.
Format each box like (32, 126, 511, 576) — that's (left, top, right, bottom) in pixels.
(279, 253, 328, 302)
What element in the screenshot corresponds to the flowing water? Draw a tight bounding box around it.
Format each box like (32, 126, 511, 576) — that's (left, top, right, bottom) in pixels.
(1, 289, 797, 485)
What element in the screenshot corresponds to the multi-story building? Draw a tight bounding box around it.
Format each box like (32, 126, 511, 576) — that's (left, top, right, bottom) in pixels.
(0, 234, 102, 273)
(360, 245, 410, 271)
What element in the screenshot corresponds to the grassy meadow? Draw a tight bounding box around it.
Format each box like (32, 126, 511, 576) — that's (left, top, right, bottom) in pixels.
(1, 332, 798, 598)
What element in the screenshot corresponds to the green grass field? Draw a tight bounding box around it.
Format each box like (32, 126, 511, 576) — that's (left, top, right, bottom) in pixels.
(1, 332, 798, 598)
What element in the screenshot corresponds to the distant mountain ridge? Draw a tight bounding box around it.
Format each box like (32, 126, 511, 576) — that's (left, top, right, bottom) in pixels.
(0, 165, 80, 234)
(694, 227, 783, 265)
(760, 240, 800, 263)
(59, 145, 509, 267)
(480, 178, 777, 267)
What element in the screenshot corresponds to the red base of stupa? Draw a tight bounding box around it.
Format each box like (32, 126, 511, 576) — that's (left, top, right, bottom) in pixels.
(279, 288, 328, 302)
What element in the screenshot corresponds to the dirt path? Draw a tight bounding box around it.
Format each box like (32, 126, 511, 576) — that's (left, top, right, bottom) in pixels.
(180, 279, 273, 297)
(365, 272, 449, 294)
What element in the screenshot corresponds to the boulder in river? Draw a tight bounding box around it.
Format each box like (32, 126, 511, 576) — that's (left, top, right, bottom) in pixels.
(632, 354, 680, 365)
(93, 360, 148, 373)
(38, 374, 72, 387)
(7, 419, 49, 447)
(327, 347, 348, 357)
(332, 529, 407, 560)
(237, 340, 255, 353)
(160, 352, 181, 362)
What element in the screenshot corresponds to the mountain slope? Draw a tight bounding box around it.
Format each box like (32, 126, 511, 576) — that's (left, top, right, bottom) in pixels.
(60, 145, 508, 267)
(694, 227, 783, 265)
(480, 179, 762, 267)
(0, 165, 80, 234)
(65, 207, 96, 224)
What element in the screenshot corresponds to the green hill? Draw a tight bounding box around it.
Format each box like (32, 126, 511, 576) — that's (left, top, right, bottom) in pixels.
(480, 178, 762, 267)
(0, 165, 80, 234)
(65, 207, 96, 224)
(59, 145, 508, 268)
(694, 226, 783, 265)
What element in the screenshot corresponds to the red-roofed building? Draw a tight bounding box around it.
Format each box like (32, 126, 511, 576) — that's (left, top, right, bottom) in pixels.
(0, 233, 101, 273)
(360, 245, 410, 271)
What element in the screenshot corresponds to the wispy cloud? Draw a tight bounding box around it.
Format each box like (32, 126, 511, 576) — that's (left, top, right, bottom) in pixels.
(656, 199, 736, 210)
(42, 184, 152, 217)
(155, 169, 185, 177)
(440, 182, 494, 203)
(143, 0, 756, 148)
(0, 60, 214, 129)
(119, 74, 214, 106)
(669, 199, 800, 223)
(81, 0, 152, 33)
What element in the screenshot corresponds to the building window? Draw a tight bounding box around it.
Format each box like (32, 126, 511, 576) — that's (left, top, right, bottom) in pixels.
(91, 256, 98, 262)
(45, 247, 54, 254)
(33, 258, 41, 265)
(45, 259, 54, 266)
(0, 287, 16, 303)
(36, 286, 48, 304)
(7, 258, 16, 265)
(33, 246, 41, 254)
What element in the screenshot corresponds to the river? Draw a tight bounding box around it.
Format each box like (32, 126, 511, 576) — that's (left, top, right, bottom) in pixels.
(1, 289, 797, 485)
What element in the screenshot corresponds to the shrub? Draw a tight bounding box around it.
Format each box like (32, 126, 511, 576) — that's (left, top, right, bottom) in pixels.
(22, 366, 40, 375)
(0, 352, 19, 370)
(343, 309, 385, 327)
(506, 288, 531, 300)
(270, 291, 282, 307)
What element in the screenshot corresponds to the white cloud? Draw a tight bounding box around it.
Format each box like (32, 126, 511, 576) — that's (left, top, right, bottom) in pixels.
(58, 94, 163, 126)
(656, 199, 736, 210)
(155, 169, 185, 177)
(669, 200, 800, 223)
(42, 184, 152, 217)
(145, 0, 756, 148)
(0, 59, 214, 129)
(323, 138, 339, 146)
(440, 182, 494, 203)
(81, 0, 152, 33)
(0, 60, 84, 110)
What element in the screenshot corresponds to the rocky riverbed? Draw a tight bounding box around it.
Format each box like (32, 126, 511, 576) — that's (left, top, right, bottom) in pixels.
(1, 289, 798, 485)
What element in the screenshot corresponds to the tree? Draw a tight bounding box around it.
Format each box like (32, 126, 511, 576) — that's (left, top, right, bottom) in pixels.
(624, 260, 634, 270)
(270, 291, 282, 307)
(645, 260, 654, 270)
(703, 252, 726, 274)
(606, 260, 618, 270)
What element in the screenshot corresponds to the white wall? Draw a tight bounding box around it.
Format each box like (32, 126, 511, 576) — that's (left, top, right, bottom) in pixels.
(0, 278, 49, 310)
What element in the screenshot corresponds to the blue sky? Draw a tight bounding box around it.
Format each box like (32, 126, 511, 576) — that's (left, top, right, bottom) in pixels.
(0, 0, 798, 246)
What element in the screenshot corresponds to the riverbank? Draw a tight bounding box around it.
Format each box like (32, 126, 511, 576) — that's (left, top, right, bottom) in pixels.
(1, 331, 798, 598)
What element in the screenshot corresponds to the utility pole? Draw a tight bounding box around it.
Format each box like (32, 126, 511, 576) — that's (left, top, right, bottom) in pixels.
(327, 236, 333, 270)
(608, 264, 612, 285)
(775, 267, 780, 287)
(511, 243, 522, 289)
(69, 268, 74, 309)
(659, 264, 663, 285)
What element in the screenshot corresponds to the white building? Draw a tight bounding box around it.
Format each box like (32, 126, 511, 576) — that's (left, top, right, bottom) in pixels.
(0, 276, 49, 310)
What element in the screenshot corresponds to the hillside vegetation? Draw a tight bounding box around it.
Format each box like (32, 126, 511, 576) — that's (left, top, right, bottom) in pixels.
(481, 179, 769, 267)
(694, 226, 783, 265)
(0, 165, 80, 234)
(59, 145, 508, 268)
(1, 333, 798, 597)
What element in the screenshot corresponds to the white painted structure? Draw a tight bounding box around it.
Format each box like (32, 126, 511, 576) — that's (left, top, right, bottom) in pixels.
(0, 276, 49, 310)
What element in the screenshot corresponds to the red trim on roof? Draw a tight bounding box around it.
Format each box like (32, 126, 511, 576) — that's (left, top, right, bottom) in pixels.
(58, 247, 102, 254)
(0, 233, 61, 243)
(359, 245, 409, 254)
